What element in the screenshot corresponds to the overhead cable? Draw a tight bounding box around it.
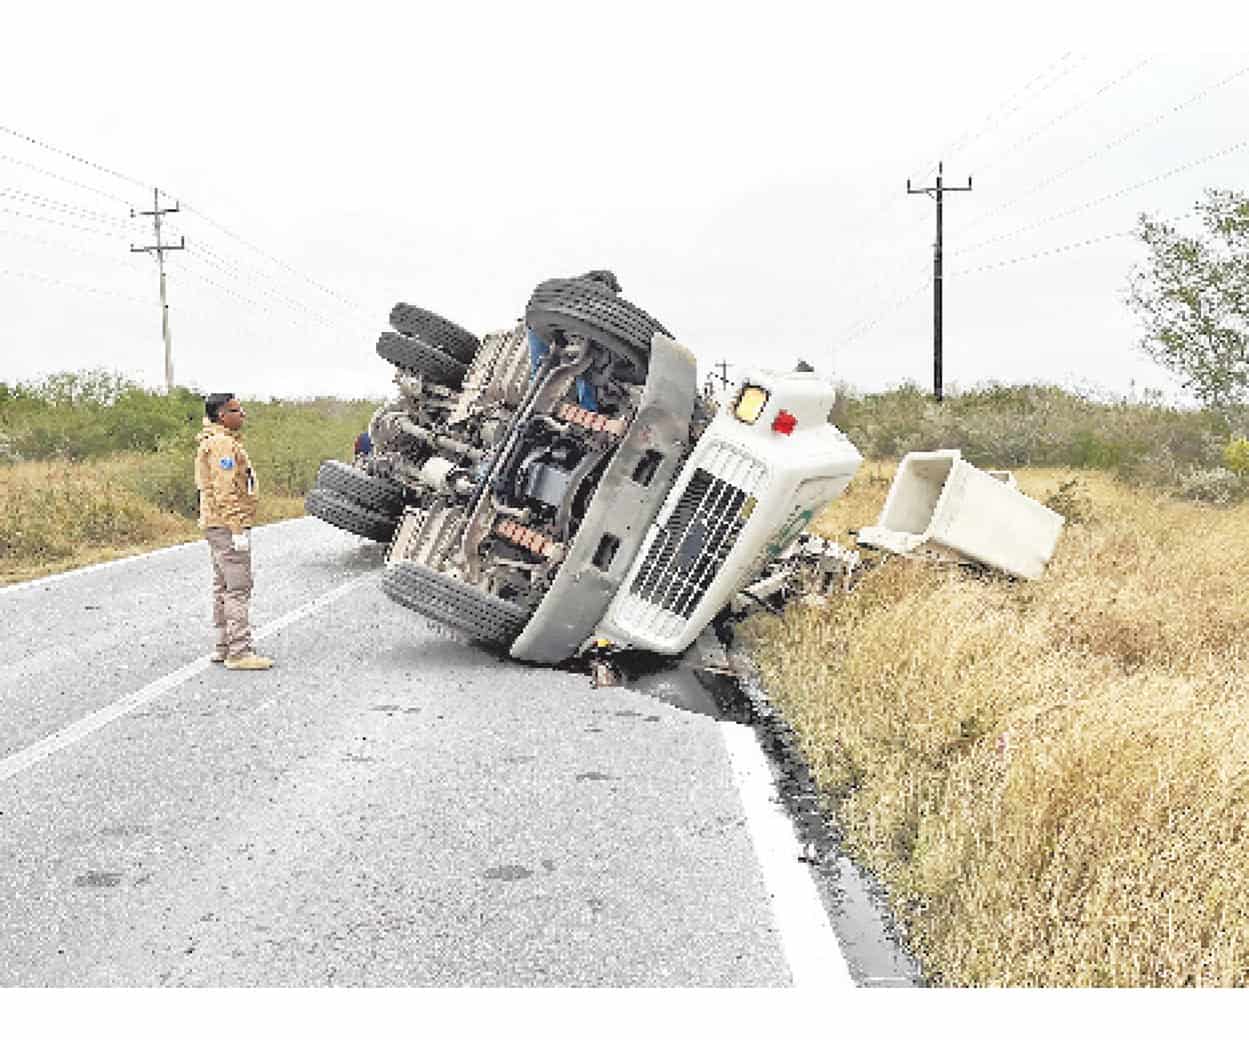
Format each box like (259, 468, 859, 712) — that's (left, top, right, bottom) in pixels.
(0, 185, 132, 228)
(914, 51, 1082, 181)
(0, 150, 137, 207)
(0, 123, 150, 191)
(0, 266, 150, 303)
(0, 122, 370, 326)
(184, 239, 371, 336)
(959, 58, 1249, 238)
(0, 224, 148, 266)
(946, 230, 1136, 277)
(951, 136, 1249, 257)
(180, 203, 373, 320)
(973, 56, 1154, 177)
(0, 205, 134, 240)
(837, 278, 931, 347)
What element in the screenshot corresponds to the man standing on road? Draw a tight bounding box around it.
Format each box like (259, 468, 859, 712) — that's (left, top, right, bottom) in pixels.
(196, 393, 273, 671)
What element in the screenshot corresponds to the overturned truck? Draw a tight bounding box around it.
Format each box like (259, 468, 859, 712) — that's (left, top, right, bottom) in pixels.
(306, 273, 863, 668)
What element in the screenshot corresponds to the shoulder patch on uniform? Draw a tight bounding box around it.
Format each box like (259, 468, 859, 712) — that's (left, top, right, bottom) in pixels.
(219, 457, 235, 470)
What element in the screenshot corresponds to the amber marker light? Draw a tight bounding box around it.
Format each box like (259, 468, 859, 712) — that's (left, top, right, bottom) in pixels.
(734, 385, 770, 424)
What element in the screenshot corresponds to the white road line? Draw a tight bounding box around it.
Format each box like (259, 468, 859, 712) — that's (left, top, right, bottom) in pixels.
(0, 572, 375, 783)
(0, 518, 313, 597)
(718, 719, 855, 990)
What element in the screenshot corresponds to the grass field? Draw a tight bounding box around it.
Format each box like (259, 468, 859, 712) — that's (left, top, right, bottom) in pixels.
(742, 463, 1249, 986)
(0, 376, 377, 584)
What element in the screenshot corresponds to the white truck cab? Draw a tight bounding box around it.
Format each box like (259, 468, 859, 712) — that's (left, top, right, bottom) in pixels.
(594, 368, 861, 655)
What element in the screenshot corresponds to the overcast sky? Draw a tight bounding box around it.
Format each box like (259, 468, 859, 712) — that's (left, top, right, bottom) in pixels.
(1, 2, 1246, 404)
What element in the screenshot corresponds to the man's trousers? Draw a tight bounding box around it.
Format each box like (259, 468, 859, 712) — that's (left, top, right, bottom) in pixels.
(205, 527, 253, 657)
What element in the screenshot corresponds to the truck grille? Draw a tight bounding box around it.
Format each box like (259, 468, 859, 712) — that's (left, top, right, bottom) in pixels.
(615, 442, 766, 640)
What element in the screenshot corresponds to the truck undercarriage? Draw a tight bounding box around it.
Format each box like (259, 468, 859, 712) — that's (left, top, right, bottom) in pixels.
(306, 273, 863, 668)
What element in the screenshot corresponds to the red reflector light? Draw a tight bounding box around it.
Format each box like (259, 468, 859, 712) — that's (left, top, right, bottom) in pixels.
(772, 410, 797, 435)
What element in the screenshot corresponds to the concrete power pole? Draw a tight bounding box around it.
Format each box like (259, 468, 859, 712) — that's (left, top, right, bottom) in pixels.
(907, 161, 972, 402)
(131, 188, 185, 392)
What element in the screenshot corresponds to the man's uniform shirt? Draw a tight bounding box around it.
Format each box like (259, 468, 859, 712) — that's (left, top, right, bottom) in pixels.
(195, 418, 259, 533)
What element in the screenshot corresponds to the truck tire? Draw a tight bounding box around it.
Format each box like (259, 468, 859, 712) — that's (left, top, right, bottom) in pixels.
(316, 460, 406, 515)
(526, 278, 673, 384)
(305, 487, 398, 543)
(383, 560, 531, 647)
(376, 331, 468, 388)
(389, 303, 480, 364)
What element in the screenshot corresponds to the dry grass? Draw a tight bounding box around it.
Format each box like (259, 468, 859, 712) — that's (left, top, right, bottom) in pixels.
(742, 463, 1249, 986)
(0, 456, 307, 585)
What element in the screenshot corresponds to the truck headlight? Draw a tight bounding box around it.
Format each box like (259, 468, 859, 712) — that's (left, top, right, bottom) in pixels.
(734, 385, 769, 424)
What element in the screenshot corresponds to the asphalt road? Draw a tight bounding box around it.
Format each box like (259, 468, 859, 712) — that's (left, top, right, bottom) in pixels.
(0, 518, 870, 987)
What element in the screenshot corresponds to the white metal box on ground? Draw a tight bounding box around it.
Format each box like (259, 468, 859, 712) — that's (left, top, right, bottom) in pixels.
(856, 449, 1064, 580)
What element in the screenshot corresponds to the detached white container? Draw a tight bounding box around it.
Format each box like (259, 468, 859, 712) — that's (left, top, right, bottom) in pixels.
(857, 449, 1064, 579)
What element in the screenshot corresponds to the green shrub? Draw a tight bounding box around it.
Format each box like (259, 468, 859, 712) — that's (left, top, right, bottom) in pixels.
(0, 370, 203, 461)
(122, 447, 202, 519)
(1224, 436, 1249, 476)
(835, 382, 1232, 499)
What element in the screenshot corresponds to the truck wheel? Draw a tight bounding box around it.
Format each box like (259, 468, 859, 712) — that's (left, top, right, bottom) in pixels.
(383, 560, 531, 647)
(389, 303, 480, 364)
(526, 278, 673, 384)
(376, 331, 468, 388)
(316, 460, 406, 515)
(305, 487, 398, 543)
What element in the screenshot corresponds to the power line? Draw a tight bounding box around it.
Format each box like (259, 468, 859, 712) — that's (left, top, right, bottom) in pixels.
(843, 53, 1079, 244)
(180, 202, 373, 321)
(0, 266, 149, 304)
(951, 136, 1249, 258)
(972, 56, 1154, 177)
(0, 150, 137, 207)
(0, 121, 371, 326)
(0, 224, 148, 267)
(0, 185, 132, 228)
(959, 58, 1249, 240)
(916, 52, 1082, 181)
(177, 255, 351, 337)
(184, 238, 372, 336)
(838, 278, 931, 347)
(0, 122, 150, 191)
(0, 205, 134, 240)
(946, 229, 1136, 277)
(841, 219, 1186, 351)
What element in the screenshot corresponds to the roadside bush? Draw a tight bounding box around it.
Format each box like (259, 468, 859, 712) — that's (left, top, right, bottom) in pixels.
(242, 398, 377, 496)
(0, 462, 182, 564)
(1176, 467, 1247, 504)
(0, 370, 202, 461)
(1224, 436, 1249, 475)
(1042, 477, 1095, 524)
(122, 446, 201, 519)
(835, 382, 1230, 498)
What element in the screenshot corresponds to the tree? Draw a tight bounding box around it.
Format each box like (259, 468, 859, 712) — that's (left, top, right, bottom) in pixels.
(1127, 188, 1249, 411)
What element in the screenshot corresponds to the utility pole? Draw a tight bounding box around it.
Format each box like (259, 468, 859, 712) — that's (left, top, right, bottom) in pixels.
(714, 359, 731, 389)
(908, 161, 972, 401)
(131, 188, 185, 392)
